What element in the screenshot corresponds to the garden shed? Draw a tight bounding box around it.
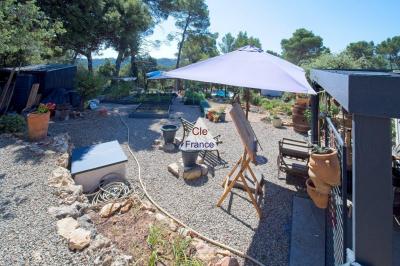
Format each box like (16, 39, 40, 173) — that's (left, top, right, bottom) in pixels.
(310, 69, 400, 265)
(0, 64, 78, 111)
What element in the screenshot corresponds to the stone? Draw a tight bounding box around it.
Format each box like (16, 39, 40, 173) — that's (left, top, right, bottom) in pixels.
(177, 227, 190, 237)
(77, 214, 97, 238)
(183, 165, 202, 180)
(88, 234, 111, 252)
(49, 167, 74, 188)
(163, 143, 176, 152)
(120, 199, 133, 213)
(168, 220, 178, 232)
(168, 163, 180, 178)
(68, 228, 91, 251)
(48, 202, 84, 219)
(57, 217, 79, 239)
(199, 164, 208, 176)
(140, 199, 156, 212)
(155, 212, 169, 223)
(99, 202, 122, 218)
(111, 254, 133, 266)
(215, 257, 240, 266)
(196, 156, 205, 164)
(57, 153, 70, 168)
(153, 139, 162, 146)
(193, 239, 217, 262)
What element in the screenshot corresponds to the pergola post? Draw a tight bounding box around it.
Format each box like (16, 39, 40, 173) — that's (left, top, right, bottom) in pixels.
(352, 114, 393, 265)
(310, 84, 319, 144)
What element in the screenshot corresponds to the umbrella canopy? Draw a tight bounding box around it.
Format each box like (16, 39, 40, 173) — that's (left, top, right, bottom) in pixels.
(161, 46, 315, 94)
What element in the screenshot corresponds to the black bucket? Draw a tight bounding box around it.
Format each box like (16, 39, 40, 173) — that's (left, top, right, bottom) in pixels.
(161, 124, 178, 144)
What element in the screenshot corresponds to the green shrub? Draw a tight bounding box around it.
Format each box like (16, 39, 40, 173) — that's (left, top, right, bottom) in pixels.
(108, 82, 132, 99)
(250, 91, 262, 106)
(184, 90, 205, 105)
(76, 66, 106, 102)
(0, 114, 26, 133)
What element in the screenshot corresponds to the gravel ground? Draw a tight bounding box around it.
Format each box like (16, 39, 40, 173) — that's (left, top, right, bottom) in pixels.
(0, 136, 89, 265)
(49, 98, 307, 266)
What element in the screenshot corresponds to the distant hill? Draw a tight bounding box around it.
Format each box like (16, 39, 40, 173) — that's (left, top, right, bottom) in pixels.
(77, 57, 176, 70)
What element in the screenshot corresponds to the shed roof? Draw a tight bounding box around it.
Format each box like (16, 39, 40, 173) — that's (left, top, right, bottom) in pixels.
(310, 69, 400, 118)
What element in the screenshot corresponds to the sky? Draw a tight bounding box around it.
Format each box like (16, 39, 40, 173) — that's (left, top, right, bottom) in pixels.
(96, 0, 400, 59)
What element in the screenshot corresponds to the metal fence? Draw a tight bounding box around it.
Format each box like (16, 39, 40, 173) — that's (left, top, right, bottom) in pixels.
(323, 117, 349, 266)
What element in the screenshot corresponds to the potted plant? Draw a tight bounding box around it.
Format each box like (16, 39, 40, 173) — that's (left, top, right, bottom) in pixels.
(217, 107, 226, 122)
(161, 124, 178, 144)
(308, 145, 341, 186)
(207, 109, 216, 121)
(271, 112, 282, 128)
(306, 178, 329, 209)
(27, 103, 54, 141)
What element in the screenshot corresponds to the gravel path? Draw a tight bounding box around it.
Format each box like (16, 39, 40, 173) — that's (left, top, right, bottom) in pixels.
(0, 136, 88, 265)
(49, 98, 307, 266)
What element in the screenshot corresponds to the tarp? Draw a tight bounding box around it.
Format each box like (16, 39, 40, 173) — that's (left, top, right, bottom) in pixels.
(159, 46, 315, 94)
(146, 70, 170, 80)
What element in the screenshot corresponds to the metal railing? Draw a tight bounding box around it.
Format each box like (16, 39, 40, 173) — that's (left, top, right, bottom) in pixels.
(323, 117, 349, 266)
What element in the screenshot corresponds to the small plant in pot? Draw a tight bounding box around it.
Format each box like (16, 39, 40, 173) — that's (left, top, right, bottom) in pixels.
(217, 107, 226, 122)
(271, 112, 282, 128)
(308, 144, 341, 186)
(207, 109, 216, 121)
(27, 103, 54, 141)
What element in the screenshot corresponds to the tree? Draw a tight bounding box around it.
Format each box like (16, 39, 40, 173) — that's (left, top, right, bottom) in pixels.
(301, 52, 361, 77)
(37, 0, 112, 72)
(181, 32, 219, 64)
(105, 0, 153, 78)
(219, 31, 262, 54)
(232, 31, 262, 50)
(219, 33, 235, 54)
(169, 0, 210, 68)
(376, 36, 400, 70)
(281, 28, 329, 65)
(345, 41, 374, 60)
(0, 0, 63, 67)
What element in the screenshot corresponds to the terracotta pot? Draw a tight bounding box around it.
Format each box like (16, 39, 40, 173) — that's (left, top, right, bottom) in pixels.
(308, 170, 331, 194)
(308, 149, 341, 186)
(27, 112, 50, 141)
(207, 110, 214, 121)
(295, 96, 309, 106)
(306, 178, 329, 209)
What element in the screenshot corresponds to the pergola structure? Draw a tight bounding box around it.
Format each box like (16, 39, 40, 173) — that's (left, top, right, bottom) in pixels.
(310, 70, 400, 265)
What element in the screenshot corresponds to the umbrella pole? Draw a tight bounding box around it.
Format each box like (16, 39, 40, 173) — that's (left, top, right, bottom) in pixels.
(245, 89, 250, 120)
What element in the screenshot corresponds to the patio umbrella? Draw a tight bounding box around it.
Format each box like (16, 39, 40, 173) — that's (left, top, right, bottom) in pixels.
(158, 45, 315, 117)
(163, 46, 314, 93)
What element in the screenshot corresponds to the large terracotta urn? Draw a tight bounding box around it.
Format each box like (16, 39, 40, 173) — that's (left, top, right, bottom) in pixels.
(308, 149, 341, 186)
(292, 104, 310, 133)
(306, 178, 329, 209)
(27, 112, 50, 141)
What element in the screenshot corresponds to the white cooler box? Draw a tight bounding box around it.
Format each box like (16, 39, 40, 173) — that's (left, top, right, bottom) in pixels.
(71, 140, 128, 193)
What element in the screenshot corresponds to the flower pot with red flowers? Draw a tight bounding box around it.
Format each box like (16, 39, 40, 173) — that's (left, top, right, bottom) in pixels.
(27, 103, 53, 141)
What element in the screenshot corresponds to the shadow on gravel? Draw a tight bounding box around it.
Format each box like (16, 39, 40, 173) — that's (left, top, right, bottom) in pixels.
(244, 180, 301, 266)
(184, 175, 209, 187)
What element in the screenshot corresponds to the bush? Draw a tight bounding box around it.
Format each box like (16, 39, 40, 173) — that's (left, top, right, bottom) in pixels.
(0, 114, 26, 133)
(76, 66, 106, 102)
(184, 90, 205, 105)
(107, 82, 132, 100)
(250, 91, 262, 106)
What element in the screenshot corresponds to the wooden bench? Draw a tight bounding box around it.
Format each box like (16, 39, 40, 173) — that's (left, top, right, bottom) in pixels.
(277, 138, 311, 179)
(179, 117, 222, 161)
